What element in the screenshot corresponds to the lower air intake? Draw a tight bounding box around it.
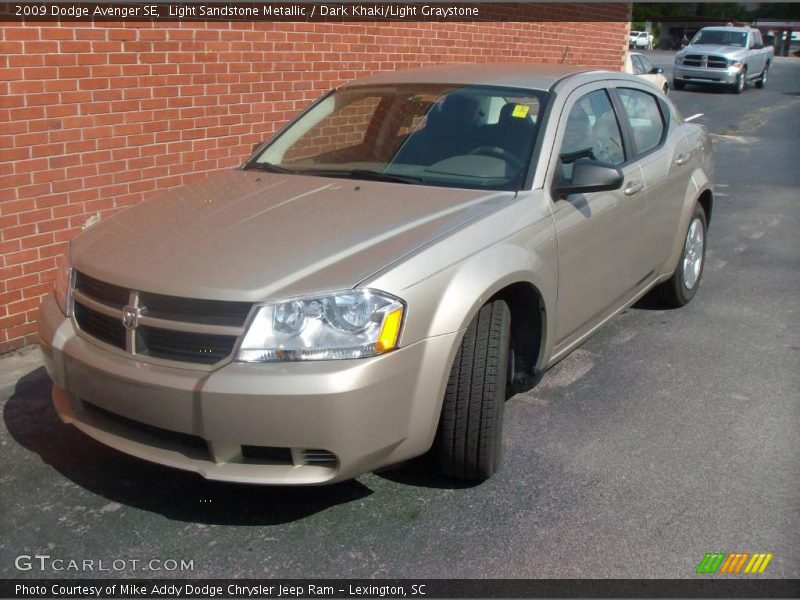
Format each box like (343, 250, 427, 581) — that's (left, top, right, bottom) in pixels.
(297, 449, 338, 468)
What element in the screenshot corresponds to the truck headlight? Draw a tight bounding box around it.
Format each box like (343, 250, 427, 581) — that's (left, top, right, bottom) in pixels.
(236, 289, 405, 362)
(54, 250, 74, 316)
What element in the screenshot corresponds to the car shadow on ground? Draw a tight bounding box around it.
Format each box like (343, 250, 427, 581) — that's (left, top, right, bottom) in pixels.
(4, 367, 373, 525)
(632, 294, 669, 310)
(374, 454, 480, 490)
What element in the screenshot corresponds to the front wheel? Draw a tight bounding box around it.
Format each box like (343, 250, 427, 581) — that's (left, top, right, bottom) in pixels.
(435, 299, 511, 481)
(732, 70, 746, 94)
(654, 203, 707, 308)
(756, 66, 768, 89)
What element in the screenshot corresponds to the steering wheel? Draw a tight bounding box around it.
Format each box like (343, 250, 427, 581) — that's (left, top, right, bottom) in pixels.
(467, 146, 525, 171)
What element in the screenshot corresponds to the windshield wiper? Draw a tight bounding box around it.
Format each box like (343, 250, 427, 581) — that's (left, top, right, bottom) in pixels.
(244, 161, 295, 174)
(295, 168, 425, 185)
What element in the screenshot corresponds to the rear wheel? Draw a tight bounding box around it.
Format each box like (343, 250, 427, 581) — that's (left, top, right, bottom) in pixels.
(435, 300, 511, 481)
(673, 79, 685, 91)
(655, 203, 707, 308)
(662, 83, 669, 94)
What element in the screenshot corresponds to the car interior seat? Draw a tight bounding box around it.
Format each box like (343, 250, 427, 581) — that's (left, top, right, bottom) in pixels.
(393, 92, 482, 166)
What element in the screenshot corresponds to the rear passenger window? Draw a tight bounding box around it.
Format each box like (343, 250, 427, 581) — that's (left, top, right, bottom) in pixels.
(617, 88, 665, 155)
(639, 56, 655, 74)
(560, 89, 625, 170)
(631, 55, 645, 75)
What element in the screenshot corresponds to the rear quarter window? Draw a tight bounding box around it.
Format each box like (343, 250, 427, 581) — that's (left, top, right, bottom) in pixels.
(616, 88, 665, 156)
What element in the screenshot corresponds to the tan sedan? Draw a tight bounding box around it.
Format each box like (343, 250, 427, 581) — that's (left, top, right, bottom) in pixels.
(39, 64, 713, 484)
(624, 51, 670, 94)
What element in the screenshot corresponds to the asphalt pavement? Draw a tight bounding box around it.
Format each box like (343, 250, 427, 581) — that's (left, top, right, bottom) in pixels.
(1, 52, 798, 580)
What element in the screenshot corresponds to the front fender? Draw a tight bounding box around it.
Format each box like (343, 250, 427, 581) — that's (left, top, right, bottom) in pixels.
(427, 243, 555, 359)
(371, 228, 558, 451)
(384, 223, 558, 369)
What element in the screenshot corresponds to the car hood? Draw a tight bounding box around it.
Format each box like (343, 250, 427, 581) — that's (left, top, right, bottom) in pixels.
(684, 44, 744, 57)
(72, 169, 514, 301)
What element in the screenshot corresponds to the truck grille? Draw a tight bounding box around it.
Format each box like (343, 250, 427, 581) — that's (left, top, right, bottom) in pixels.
(72, 272, 252, 367)
(684, 55, 728, 69)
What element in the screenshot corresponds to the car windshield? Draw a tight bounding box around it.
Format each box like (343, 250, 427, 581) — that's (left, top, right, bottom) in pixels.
(249, 83, 548, 191)
(691, 29, 748, 46)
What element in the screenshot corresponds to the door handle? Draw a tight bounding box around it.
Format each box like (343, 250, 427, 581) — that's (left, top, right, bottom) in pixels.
(675, 152, 691, 166)
(624, 181, 644, 196)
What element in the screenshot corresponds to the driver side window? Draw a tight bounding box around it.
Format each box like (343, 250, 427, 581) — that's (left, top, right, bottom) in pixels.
(559, 89, 625, 180)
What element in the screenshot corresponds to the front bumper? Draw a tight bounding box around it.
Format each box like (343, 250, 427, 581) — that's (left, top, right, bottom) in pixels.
(673, 64, 741, 84)
(38, 294, 459, 484)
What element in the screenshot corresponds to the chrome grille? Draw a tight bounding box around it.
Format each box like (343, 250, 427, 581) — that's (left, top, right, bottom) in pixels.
(684, 54, 727, 69)
(72, 272, 252, 366)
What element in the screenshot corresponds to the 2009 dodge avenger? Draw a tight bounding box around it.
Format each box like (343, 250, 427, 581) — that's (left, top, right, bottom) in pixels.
(39, 64, 713, 484)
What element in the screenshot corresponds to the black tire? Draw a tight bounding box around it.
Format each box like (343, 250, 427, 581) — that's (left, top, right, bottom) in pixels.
(435, 299, 511, 481)
(655, 203, 708, 308)
(732, 69, 746, 94)
(673, 79, 685, 91)
(756, 65, 768, 89)
(662, 83, 669, 95)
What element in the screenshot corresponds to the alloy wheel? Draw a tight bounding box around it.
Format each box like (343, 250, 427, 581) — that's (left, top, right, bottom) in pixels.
(682, 218, 704, 290)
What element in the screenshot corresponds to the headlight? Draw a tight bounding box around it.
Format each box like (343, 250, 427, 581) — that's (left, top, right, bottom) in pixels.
(729, 60, 744, 69)
(236, 289, 405, 362)
(675, 56, 683, 65)
(54, 250, 73, 316)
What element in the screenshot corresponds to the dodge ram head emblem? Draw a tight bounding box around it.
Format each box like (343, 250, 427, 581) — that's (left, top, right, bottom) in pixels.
(121, 306, 140, 329)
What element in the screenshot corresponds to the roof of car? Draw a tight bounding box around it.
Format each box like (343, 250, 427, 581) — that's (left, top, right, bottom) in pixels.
(701, 26, 750, 31)
(338, 63, 606, 92)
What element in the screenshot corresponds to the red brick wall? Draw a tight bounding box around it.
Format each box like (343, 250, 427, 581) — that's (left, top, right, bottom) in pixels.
(0, 4, 631, 353)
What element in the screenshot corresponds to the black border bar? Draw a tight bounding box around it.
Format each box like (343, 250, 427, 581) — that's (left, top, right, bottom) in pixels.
(0, 1, 657, 23)
(3, 579, 800, 598)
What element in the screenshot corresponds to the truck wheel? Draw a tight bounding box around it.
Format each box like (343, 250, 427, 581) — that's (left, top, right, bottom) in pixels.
(732, 69, 746, 94)
(756, 66, 768, 89)
(435, 299, 511, 481)
(673, 79, 685, 91)
(655, 203, 707, 308)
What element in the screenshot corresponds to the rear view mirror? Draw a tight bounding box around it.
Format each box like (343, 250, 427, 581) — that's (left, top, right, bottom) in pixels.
(556, 158, 624, 196)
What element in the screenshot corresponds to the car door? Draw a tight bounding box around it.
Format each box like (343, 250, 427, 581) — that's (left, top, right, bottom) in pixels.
(547, 84, 649, 349)
(612, 84, 686, 273)
(748, 30, 767, 75)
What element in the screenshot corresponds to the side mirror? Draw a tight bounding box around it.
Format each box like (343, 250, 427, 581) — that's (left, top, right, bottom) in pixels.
(753, 42, 763, 49)
(651, 66, 664, 74)
(556, 158, 624, 196)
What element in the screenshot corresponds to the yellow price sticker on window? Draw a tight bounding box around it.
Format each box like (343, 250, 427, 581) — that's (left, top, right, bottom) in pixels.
(511, 104, 529, 118)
